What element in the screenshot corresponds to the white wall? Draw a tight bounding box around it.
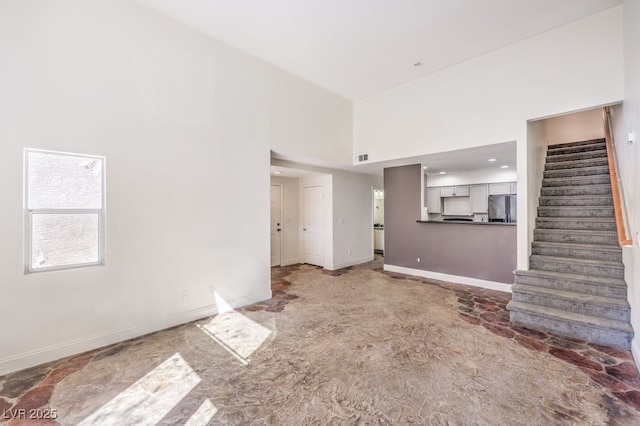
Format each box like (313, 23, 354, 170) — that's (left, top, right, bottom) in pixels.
(525, 120, 548, 266)
(613, 0, 640, 364)
(331, 171, 383, 269)
(354, 7, 623, 272)
(270, 176, 300, 266)
(545, 108, 605, 146)
(0, 0, 352, 374)
(267, 73, 353, 166)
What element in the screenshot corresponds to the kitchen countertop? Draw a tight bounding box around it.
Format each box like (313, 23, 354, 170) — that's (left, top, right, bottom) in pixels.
(416, 220, 516, 226)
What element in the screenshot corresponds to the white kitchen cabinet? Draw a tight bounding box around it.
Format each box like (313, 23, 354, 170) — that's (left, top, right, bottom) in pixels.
(489, 182, 517, 195)
(489, 182, 511, 195)
(470, 184, 488, 213)
(440, 185, 469, 197)
(426, 187, 442, 213)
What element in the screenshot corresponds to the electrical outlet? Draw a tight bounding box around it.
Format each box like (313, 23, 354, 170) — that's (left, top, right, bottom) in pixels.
(348, 250, 352, 256)
(182, 290, 189, 301)
(208, 286, 215, 295)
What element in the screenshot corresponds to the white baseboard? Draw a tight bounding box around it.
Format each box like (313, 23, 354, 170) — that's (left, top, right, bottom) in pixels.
(384, 264, 512, 293)
(281, 257, 302, 266)
(632, 338, 640, 371)
(0, 291, 271, 376)
(329, 255, 374, 271)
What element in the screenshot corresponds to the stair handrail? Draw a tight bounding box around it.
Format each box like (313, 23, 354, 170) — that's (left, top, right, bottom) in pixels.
(602, 106, 632, 246)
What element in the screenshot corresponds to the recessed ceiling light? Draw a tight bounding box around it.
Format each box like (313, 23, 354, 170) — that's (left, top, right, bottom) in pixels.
(273, 171, 282, 174)
(439, 171, 446, 175)
(500, 165, 509, 169)
(488, 158, 497, 162)
(423, 166, 428, 169)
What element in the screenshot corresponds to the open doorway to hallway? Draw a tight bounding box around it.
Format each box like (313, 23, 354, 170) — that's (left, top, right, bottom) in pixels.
(270, 184, 283, 267)
(373, 187, 384, 255)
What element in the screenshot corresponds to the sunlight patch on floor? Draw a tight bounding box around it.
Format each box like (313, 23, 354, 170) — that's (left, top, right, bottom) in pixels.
(198, 311, 273, 365)
(184, 399, 218, 426)
(79, 353, 204, 426)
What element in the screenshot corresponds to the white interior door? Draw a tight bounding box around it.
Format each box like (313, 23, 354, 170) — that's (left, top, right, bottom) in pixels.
(270, 185, 282, 267)
(303, 185, 324, 267)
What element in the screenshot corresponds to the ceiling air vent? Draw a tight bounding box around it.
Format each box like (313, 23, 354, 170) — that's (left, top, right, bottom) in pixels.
(355, 153, 369, 163)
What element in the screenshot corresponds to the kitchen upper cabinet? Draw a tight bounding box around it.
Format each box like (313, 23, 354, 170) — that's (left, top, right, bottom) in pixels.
(489, 182, 510, 195)
(440, 185, 469, 197)
(470, 184, 488, 213)
(426, 187, 442, 213)
(489, 182, 517, 195)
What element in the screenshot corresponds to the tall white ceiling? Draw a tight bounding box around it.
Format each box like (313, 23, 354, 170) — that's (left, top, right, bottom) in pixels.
(134, 0, 621, 100)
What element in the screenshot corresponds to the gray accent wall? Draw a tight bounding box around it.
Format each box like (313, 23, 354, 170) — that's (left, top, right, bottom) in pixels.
(384, 164, 517, 284)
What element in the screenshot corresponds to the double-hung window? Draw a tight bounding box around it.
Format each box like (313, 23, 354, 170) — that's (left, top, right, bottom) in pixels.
(25, 149, 105, 273)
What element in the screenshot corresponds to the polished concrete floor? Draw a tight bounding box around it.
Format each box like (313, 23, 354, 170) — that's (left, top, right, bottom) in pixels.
(2, 258, 640, 425)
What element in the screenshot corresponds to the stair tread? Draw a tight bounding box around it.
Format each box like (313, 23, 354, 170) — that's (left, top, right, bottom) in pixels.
(535, 228, 617, 235)
(507, 300, 633, 333)
(537, 216, 615, 222)
(546, 151, 608, 162)
(545, 156, 608, 165)
(544, 165, 608, 173)
(516, 269, 627, 287)
(512, 284, 629, 308)
(540, 183, 611, 189)
(548, 139, 605, 149)
(547, 146, 606, 156)
(532, 241, 621, 251)
(530, 254, 623, 267)
(539, 195, 613, 201)
(543, 174, 610, 183)
(538, 205, 613, 210)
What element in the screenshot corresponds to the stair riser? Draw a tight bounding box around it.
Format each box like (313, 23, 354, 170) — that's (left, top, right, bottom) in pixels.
(545, 150, 607, 163)
(548, 139, 605, 148)
(537, 207, 614, 218)
(538, 197, 612, 207)
(543, 167, 609, 179)
(529, 258, 624, 279)
(535, 219, 616, 231)
(542, 175, 610, 187)
(540, 186, 611, 197)
(532, 245, 621, 262)
(545, 158, 609, 171)
(515, 273, 627, 299)
(510, 311, 631, 350)
(534, 230, 618, 245)
(547, 145, 606, 157)
(511, 292, 630, 322)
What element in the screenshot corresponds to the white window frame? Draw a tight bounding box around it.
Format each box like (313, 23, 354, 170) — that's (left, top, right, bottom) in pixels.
(24, 148, 106, 273)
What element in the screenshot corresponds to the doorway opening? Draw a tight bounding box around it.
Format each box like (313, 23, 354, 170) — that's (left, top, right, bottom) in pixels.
(373, 188, 384, 255)
(270, 184, 283, 267)
(302, 185, 325, 267)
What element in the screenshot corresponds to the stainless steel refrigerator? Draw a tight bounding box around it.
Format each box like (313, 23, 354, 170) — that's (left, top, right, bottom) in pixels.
(488, 195, 517, 223)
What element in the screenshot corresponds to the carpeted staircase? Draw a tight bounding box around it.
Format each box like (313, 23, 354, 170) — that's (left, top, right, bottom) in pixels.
(507, 138, 633, 350)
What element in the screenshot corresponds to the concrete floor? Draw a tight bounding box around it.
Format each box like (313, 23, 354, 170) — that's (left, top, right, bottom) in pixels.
(2, 258, 640, 425)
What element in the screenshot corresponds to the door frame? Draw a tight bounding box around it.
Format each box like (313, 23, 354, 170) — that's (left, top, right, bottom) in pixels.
(270, 183, 283, 267)
(372, 186, 383, 254)
(301, 184, 325, 268)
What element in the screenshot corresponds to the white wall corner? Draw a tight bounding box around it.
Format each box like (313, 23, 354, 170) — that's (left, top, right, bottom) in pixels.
(331, 255, 375, 271)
